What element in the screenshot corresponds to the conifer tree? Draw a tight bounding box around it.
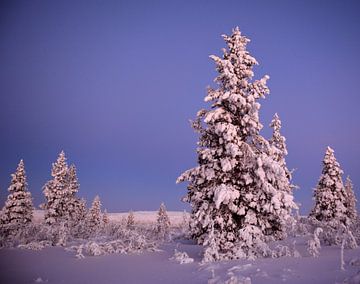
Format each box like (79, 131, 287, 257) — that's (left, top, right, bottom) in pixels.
(177, 27, 296, 260)
(310, 147, 349, 227)
(102, 209, 109, 225)
(66, 164, 82, 223)
(74, 198, 87, 222)
(42, 151, 69, 225)
(156, 202, 170, 238)
(269, 113, 292, 181)
(344, 176, 357, 222)
(2, 160, 33, 226)
(86, 195, 102, 233)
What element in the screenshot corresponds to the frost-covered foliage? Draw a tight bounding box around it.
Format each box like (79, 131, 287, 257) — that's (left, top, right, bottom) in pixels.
(309, 147, 350, 229)
(202, 221, 220, 262)
(344, 176, 357, 223)
(307, 227, 323, 257)
(156, 203, 171, 239)
(180, 210, 190, 236)
(177, 27, 297, 260)
(1, 160, 34, 228)
(170, 249, 194, 264)
(66, 222, 160, 257)
(86, 195, 102, 235)
(126, 211, 135, 228)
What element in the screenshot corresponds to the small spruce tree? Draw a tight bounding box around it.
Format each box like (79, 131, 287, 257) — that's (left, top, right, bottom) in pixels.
(86, 195, 102, 233)
(102, 209, 109, 225)
(344, 176, 357, 222)
(2, 160, 34, 226)
(66, 164, 83, 223)
(156, 202, 171, 239)
(309, 147, 349, 228)
(269, 113, 292, 181)
(126, 210, 135, 228)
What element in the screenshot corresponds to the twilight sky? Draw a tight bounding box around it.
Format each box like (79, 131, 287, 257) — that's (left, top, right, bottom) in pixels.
(0, 0, 359, 213)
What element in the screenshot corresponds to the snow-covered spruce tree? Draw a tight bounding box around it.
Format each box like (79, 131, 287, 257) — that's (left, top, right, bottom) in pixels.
(309, 147, 349, 228)
(344, 176, 357, 222)
(71, 197, 87, 225)
(102, 209, 109, 225)
(156, 202, 171, 239)
(70, 198, 87, 238)
(66, 164, 85, 224)
(177, 27, 297, 260)
(269, 113, 292, 182)
(1, 160, 34, 227)
(86, 195, 102, 234)
(42, 151, 69, 225)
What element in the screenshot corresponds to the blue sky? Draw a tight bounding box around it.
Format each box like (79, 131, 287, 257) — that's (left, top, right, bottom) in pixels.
(0, 0, 359, 213)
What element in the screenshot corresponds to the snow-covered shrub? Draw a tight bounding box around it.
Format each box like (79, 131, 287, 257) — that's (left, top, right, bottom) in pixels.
(291, 240, 301, 258)
(225, 274, 251, 284)
(156, 202, 170, 240)
(56, 221, 70, 246)
(272, 244, 292, 258)
(85, 241, 103, 256)
(75, 244, 85, 259)
(126, 211, 135, 229)
(18, 240, 52, 251)
(177, 27, 297, 260)
(72, 226, 159, 258)
(170, 249, 194, 264)
(293, 216, 311, 236)
(202, 221, 220, 262)
(307, 227, 323, 257)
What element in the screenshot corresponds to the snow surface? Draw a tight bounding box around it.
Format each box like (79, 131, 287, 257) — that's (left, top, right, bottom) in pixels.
(2, 211, 360, 284)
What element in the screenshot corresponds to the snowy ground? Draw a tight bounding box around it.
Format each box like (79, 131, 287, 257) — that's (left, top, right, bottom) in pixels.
(2, 212, 360, 284)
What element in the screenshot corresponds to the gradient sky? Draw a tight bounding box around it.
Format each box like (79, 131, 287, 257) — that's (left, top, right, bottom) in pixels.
(0, 0, 359, 213)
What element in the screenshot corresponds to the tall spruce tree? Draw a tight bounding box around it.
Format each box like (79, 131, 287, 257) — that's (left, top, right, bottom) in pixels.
(309, 147, 349, 227)
(42, 151, 69, 225)
(66, 164, 83, 223)
(2, 160, 33, 226)
(177, 27, 296, 260)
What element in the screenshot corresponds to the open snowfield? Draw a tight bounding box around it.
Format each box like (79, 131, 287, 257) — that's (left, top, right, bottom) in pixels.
(1, 211, 360, 284)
